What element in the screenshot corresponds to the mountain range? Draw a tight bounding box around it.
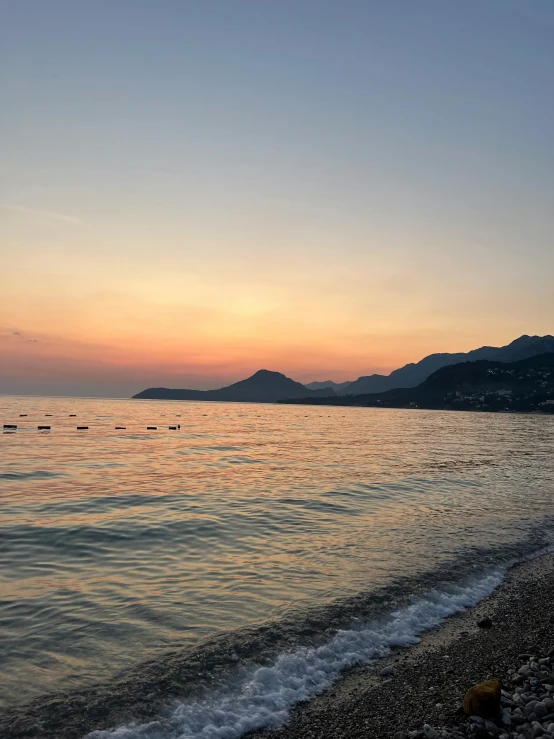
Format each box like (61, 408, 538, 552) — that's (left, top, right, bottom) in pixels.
(304, 380, 352, 392)
(306, 334, 554, 395)
(281, 352, 554, 414)
(133, 334, 554, 403)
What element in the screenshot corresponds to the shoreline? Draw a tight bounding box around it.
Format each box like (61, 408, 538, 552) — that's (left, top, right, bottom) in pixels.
(2, 551, 554, 738)
(252, 551, 554, 739)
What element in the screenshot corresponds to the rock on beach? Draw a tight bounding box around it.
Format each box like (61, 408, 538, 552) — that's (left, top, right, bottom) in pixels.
(464, 679, 502, 719)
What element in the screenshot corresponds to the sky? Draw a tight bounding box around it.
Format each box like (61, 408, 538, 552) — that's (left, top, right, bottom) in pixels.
(1, 0, 553, 397)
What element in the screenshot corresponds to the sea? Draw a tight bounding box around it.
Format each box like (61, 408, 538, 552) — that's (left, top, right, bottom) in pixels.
(1, 395, 553, 738)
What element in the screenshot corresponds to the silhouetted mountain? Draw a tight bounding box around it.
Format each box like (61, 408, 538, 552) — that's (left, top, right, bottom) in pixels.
(134, 335, 554, 404)
(133, 369, 335, 402)
(305, 380, 352, 392)
(281, 353, 554, 414)
(339, 335, 554, 395)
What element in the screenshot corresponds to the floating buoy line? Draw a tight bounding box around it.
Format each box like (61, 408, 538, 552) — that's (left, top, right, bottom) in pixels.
(3, 419, 184, 433)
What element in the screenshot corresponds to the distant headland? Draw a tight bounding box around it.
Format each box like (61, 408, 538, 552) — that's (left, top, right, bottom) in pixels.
(133, 369, 333, 403)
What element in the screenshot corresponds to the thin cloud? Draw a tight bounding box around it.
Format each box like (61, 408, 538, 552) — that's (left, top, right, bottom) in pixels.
(10, 330, 39, 343)
(1, 203, 81, 224)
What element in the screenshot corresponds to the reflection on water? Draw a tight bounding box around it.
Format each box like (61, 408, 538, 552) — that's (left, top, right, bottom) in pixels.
(0, 396, 553, 709)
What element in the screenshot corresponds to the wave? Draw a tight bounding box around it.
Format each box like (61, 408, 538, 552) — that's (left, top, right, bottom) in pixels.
(86, 569, 505, 739)
(0, 530, 549, 739)
(85, 529, 554, 739)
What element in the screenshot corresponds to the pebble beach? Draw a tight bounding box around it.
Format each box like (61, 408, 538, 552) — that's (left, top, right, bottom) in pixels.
(254, 551, 554, 739)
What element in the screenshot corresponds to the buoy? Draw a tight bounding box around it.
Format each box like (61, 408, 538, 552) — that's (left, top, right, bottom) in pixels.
(38, 426, 51, 430)
(147, 426, 157, 430)
(3, 424, 17, 429)
(45, 414, 52, 417)
(19, 414, 27, 417)
(168, 426, 177, 430)
(70, 414, 76, 417)
(115, 426, 126, 430)
(77, 426, 89, 430)
(177, 424, 180, 429)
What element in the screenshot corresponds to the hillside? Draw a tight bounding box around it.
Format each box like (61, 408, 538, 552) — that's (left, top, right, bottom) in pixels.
(280, 353, 554, 413)
(133, 370, 335, 403)
(336, 334, 554, 395)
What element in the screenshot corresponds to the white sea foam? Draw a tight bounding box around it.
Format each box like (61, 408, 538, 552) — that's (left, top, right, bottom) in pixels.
(87, 569, 505, 739)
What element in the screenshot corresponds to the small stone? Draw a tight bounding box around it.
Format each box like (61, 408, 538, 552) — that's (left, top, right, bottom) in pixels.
(470, 715, 485, 724)
(501, 710, 512, 726)
(423, 725, 439, 739)
(477, 617, 493, 629)
(470, 728, 490, 739)
(394, 733, 408, 739)
(380, 665, 394, 677)
(535, 704, 548, 718)
(484, 719, 499, 735)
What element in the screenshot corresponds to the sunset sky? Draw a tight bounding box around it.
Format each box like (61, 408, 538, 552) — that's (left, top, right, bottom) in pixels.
(2, 1, 553, 397)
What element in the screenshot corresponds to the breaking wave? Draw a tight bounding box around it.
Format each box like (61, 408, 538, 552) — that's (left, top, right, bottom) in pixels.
(87, 570, 504, 739)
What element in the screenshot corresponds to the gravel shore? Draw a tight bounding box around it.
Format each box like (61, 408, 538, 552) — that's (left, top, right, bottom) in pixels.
(253, 552, 554, 739)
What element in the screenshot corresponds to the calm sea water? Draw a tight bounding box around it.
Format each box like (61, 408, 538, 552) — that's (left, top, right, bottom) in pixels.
(1, 396, 553, 737)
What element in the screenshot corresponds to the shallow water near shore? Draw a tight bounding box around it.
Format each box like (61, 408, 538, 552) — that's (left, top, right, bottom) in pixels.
(1, 396, 553, 737)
